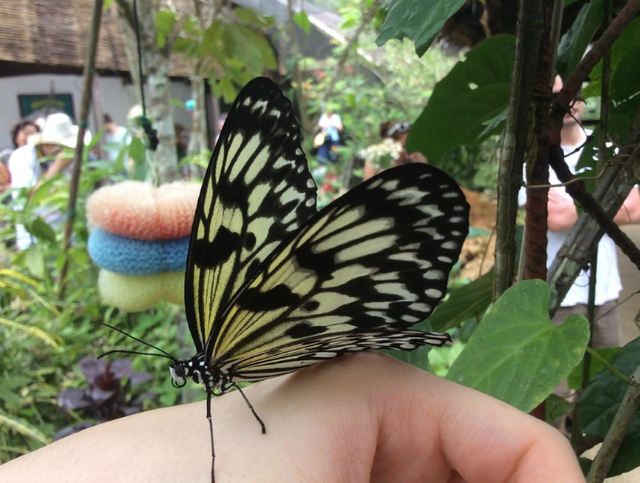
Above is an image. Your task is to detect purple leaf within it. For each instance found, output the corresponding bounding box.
[90,386,117,404]
[79,357,107,381]
[57,388,90,410]
[129,371,153,386]
[110,359,134,379]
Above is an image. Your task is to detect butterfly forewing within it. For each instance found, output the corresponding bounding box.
[185,78,317,353]
[207,163,469,368]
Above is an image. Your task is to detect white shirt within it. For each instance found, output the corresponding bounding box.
[8,145,41,250]
[104,126,130,162]
[8,145,41,195]
[520,131,621,306]
[318,113,342,142]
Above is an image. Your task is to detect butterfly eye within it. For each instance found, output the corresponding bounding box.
[170,364,187,381]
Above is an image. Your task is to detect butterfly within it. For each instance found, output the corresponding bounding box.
[168,77,469,480]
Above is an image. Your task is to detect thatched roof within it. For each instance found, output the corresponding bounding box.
[0,1,190,77]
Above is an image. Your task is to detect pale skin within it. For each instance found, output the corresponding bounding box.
[0,353,585,482]
[39,144,73,180]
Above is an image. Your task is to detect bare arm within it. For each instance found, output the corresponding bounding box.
[549,186,640,232]
[613,186,640,225]
[548,188,578,232]
[0,354,584,482]
[44,152,73,179]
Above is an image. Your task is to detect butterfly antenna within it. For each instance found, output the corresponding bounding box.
[98,349,176,361]
[100,323,177,362]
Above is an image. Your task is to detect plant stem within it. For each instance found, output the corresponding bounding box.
[586,362,640,482]
[584,346,631,384]
[57,0,104,297]
[494,0,546,298]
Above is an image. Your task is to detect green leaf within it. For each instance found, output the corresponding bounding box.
[173,37,198,56]
[376,0,466,56]
[294,11,311,34]
[428,270,493,332]
[556,0,604,79]
[29,217,57,244]
[575,337,640,477]
[406,35,514,163]
[234,7,274,29]
[216,76,237,103]
[128,136,146,165]
[446,279,590,412]
[546,393,574,424]
[156,10,176,36]
[69,247,90,266]
[24,245,46,279]
[0,410,49,445]
[155,10,177,48]
[428,342,465,377]
[0,317,61,348]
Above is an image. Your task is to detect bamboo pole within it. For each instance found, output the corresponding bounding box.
[58,0,104,297]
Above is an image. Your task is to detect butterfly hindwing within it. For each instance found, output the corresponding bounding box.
[185,78,318,353]
[225,330,452,382]
[207,163,469,370]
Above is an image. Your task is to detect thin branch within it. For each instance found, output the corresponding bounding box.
[586,362,640,482]
[58,0,104,296]
[584,347,631,385]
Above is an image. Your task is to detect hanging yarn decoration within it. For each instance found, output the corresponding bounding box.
[87,181,200,312]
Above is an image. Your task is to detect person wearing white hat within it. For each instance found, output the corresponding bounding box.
[8,113,91,250]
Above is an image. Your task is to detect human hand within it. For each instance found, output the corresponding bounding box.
[0,353,584,482]
[547,187,578,232]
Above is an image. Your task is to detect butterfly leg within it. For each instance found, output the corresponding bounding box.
[233,383,267,434]
[207,391,216,482]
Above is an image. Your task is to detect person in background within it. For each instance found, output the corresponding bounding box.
[8,113,90,250]
[316,106,343,163]
[11,120,40,150]
[523,76,640,347]
[1,120,41,191]
[103,114,129,164]
[363,120,427,180]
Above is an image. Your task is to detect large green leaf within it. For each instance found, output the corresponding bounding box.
[446,279,590,412]
[556,0,604,79]
[428,270,493,332]
[376,0,466,56]
[406,35,514,163]
[575,337,640,477]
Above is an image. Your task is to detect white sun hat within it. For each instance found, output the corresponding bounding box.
[28,113,92,148]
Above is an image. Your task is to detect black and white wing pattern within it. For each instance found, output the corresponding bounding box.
[184,78,317,353]
[206,163,469,380]
[172,76,469,482]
